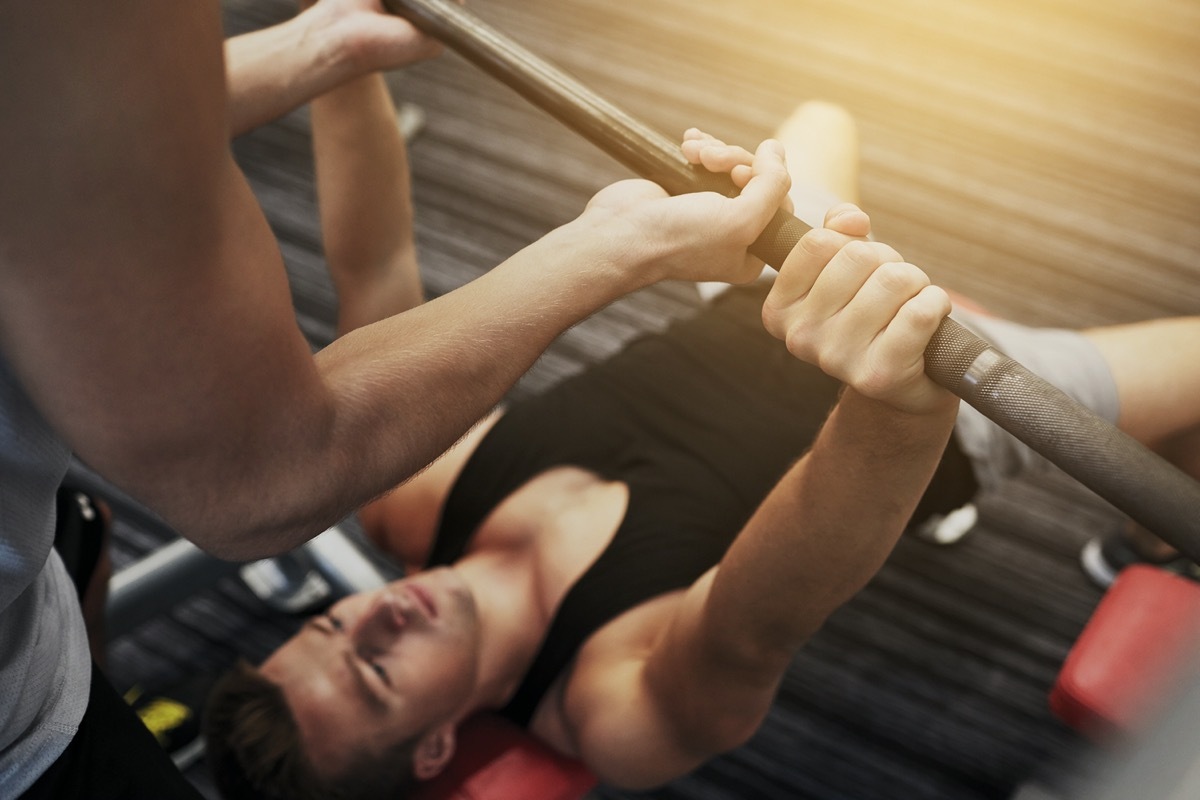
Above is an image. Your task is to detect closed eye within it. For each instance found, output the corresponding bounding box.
[321,614,391,688]
[369,661,391,686]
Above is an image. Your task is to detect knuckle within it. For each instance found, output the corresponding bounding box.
[820,352,849,379]
[772,167,793,195]
[854,356,904,399]
[784,323,817,362]
[749,161,789,197]
[873,261,929,295]
[878,242,905,263]
[839,239,877,265]
[925,285,953,315]
[799,227,845,260]
[812,337,852,378]
[761,299,785,337]
[842,240,902,266]
[767,176,792,208]
[904,299,942,329]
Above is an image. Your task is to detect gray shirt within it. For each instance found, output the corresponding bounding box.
[0,354,90,796]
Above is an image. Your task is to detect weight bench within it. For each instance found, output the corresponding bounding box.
[1050,564,1200,742]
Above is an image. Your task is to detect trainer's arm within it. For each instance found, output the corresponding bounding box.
[224,0,442,137]
[0,1,790,561]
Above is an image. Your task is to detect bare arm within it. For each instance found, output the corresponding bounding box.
[310,69,424,332]
[0,2,790,561]
[356,409,503,571]
[564,205,958,787]
[224,0,442,137]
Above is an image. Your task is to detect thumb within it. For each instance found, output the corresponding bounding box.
[822,203,872,237]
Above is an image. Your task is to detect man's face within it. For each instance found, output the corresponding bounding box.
[260,567,482,775]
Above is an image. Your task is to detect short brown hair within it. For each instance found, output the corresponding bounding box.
[203,660,420,800]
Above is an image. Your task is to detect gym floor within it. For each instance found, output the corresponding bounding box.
[99,0,1199,797]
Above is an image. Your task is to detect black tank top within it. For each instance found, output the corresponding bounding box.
[426,283,977,726]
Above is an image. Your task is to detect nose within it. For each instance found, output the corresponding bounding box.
[350,591,407,650]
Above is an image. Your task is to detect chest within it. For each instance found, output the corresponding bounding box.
[475,465,629,616]
[472,466,719,750]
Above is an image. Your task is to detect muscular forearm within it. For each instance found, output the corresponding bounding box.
[6,0,789,563]
[702,389,958,664]
[225,6,358,138]
[146,218,649,560]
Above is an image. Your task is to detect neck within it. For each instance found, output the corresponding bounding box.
[440,469,631,717]
[452,552,547,713]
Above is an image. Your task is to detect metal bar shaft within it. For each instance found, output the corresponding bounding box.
[384,0,1200,556]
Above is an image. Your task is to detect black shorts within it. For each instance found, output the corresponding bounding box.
[20,663,207,800]
[20,487,206,800]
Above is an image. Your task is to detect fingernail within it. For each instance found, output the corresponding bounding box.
[827,203,859,222]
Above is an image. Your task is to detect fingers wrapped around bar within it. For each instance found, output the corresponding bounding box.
[762,205,955,416]
[576,133,792,286]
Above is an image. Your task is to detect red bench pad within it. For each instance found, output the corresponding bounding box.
[1050,565,1200,741]
[410,714,597,800]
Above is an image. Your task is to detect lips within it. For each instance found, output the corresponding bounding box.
[408,584,438,620]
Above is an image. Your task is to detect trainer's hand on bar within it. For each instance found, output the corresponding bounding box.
[577,134,791,285]
[296,0,445,73]
[762,205,956,416]
[679,129,796,215]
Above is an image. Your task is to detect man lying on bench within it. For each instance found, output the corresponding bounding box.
[201,84,1200,800]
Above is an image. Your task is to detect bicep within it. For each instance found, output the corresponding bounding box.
[358,410,505,567]
[566,575,783,788]
[0,1,324,525]
[566,657,708,790]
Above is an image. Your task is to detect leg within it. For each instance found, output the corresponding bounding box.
[699,100,860,303]
[930,311,1200,566]
[1080,318,1200,568]
[1082,318,1200,448]
[310,72,425,336]
[773,100,861,210]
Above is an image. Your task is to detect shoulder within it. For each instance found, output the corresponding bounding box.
[545,569,776,788]
[546,592,719,789]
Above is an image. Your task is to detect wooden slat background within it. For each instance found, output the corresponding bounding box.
[99,0,1198,797]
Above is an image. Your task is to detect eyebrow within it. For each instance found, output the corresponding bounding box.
[303,618,389,714]
[306,617,334,636]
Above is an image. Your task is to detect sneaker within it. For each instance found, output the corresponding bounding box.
[396,102,425,142]
[913,503,979,545]
[125,671,222,770]
[1080,533,1198,589]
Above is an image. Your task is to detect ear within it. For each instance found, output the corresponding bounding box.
[412,722,458,781]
